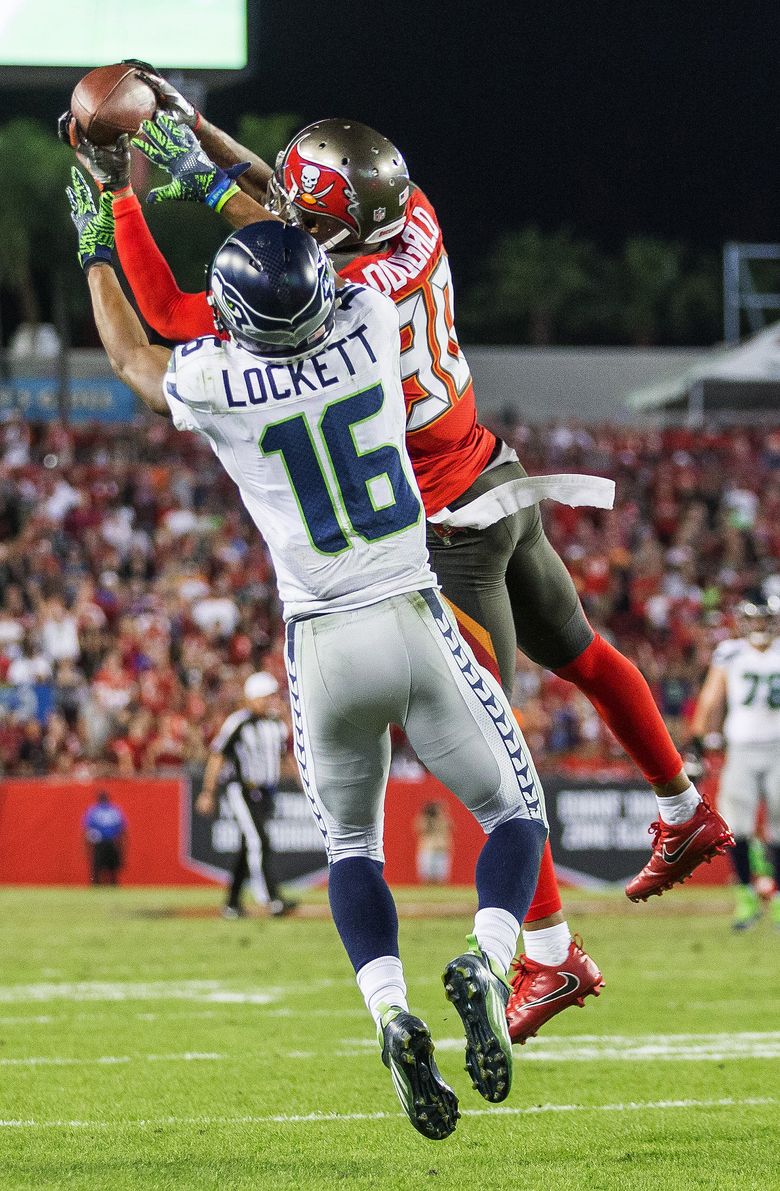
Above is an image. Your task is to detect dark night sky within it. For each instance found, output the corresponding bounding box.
[6,0,779,278]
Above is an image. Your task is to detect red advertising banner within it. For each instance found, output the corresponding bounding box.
[0,778,211,886]
[0,771,732,888]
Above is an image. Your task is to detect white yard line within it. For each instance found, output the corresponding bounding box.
[334,1031,780,1062]
[0,981,277,1005]
[0,1096,775,1130]
[0,977,353,1005]
[0,1052,224,1068]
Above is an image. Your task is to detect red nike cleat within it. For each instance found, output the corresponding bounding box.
[506,937,604,1045]
[625,798,735,902]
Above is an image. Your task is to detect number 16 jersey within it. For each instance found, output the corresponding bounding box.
[164,283,436,620]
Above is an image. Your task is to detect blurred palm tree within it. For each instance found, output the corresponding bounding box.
[459,226,598,344]
[460,227,720,345]
[0,118,78,328]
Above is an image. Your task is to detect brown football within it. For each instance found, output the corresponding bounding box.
[71,64,157,146]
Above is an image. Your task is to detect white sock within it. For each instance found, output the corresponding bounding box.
[473,907,520,975]
[522,922,572,966]
[356,955,408,1027]
[657,784,702,825]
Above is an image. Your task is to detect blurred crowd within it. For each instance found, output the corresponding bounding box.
[1,414,778,779]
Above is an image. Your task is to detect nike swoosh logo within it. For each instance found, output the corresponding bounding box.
[523,972,580,1008]
[662,823,708,865]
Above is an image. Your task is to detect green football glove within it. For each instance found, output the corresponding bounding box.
[66,167,115,271]
[132,113,248,211]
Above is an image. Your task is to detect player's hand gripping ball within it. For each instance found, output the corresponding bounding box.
[57,113,130,192]
[120,59,200,129]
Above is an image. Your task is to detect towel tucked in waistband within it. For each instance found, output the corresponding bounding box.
[427,473,616,531]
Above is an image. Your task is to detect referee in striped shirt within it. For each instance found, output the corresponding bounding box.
[196,672,296,918]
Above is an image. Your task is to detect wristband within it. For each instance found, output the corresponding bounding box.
[83,252,114,273]
[207,176,240,212]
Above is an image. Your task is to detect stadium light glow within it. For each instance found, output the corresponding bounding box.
[0,0,248,71]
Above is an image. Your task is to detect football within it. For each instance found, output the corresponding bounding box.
[71,64,157,146]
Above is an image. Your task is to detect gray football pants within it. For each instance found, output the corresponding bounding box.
[284,588,547,864]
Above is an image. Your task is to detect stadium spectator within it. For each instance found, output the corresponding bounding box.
[414,801,454,885]
[0,419,778,777]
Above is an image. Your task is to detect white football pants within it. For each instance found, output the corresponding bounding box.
[284,588,547,864]
[719,741,780,842]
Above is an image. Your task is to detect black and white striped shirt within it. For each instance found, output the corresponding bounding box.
[212,710,288,792]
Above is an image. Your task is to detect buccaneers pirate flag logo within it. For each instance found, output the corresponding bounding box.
[283,142,361,236]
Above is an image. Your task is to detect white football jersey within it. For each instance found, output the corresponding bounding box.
[713,637,780,746]
[164,283,436,619]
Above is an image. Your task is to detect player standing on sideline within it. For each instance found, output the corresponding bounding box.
[59,83,733,1042]
[196,671,297,919]
[66,177,549,1138]
[690,599,780,930]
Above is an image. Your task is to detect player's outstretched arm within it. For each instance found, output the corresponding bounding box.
[59,112,217,341]
[113,187,215,341]
[87,263,171,416]
[195,117,273,204]
[66,166,171,414]
[124,61,274,203]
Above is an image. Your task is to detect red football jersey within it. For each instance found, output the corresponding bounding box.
[339,189,495,514]
[114,188,495,514]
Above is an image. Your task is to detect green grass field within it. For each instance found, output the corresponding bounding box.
[0,886,777,1191]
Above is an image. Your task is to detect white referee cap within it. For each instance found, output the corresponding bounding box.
[244,671,279,700]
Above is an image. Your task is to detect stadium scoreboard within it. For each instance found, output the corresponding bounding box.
[0,0,248,73]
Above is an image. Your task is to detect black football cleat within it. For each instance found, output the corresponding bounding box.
[378,1006,459,1140]
[443,936,513,1103]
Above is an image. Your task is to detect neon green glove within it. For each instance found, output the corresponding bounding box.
[132,113,248,210]
[65,167,115,271]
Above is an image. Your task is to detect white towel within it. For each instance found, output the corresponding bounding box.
[428,473,616,531]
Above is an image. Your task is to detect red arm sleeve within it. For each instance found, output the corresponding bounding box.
[113,193,215,343]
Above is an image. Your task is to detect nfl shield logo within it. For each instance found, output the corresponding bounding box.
[373,207,386,222]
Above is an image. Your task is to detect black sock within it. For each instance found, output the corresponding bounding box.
[731,837,752,885]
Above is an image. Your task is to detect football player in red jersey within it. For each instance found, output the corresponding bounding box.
[60,76,732,1043]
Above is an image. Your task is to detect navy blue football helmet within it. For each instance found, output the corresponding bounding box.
[208,221,336,359]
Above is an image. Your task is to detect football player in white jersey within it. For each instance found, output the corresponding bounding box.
[690,599,780,930]
[67,169,550,1140]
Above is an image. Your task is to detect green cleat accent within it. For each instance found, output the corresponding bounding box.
[377,1006,459,1141]
[770,895,780,931]
[442,935,513,1103]
[732,885,762,932]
